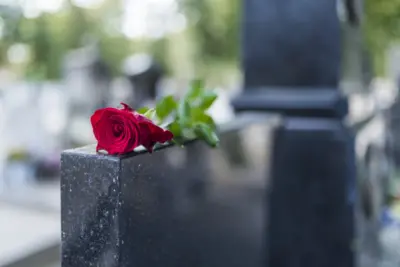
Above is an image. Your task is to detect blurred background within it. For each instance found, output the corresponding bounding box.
[0,1,239,266]
[1,0,400,266]
[0,0,241,182]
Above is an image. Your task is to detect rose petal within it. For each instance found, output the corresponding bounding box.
[91,104,172,155]
[91,108,121,140]
[120,102,134,112]
[155,129,173,143]
[91,108,119,126]
[110,122,129,153]
[96,143,106,152]
[122,116,141,150]
[138,123,154,152]
[138,121,173,152]
[133,112,152,123]
[106,116,137,154]
[146,122,173,142]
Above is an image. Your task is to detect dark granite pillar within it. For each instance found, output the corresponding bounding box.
[61,135,269,267]
[233,0,362,267]
[242,0,340,88]
[266,120,355,267]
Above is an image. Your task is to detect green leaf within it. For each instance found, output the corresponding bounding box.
[191,108,216,128]
[194,123,219,147]
[143,108,157,121]
[178,99,191,127]
[182,128,196,139]
[186,79,204,101]
[137,106,150,114]
[167,121,182,137]
[156,95,177,121]
[197,91,217,110]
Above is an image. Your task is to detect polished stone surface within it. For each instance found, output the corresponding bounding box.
[242,0,340,88]
[267,117,355,267]
[61,150,120,267]
[61,116,275,267]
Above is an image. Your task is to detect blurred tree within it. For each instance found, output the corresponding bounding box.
[179,0,240,74]
[1,0,400,81]
[8,3,94,80]
[11,0,133,79]
[0,0,242,83]
[364,0,400,76]
[65,0,95,49]
[27,15,52,79]
[93,0,134,76]
[98,34,132,76]
[0,5,23,65]
[150,38,170,75]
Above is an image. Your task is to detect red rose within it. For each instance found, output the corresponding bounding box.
[90,103,173,155]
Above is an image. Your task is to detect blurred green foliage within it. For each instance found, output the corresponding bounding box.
[0,0,398,80]
[0,0,240,82]
[179,0,240,65]
[364,0,400,76]
[0,0,133,79]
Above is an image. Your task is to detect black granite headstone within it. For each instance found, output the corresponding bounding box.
[236,1,361,267]
[242,0,340,88]
[61,118,273,267]
[266,119,355,267]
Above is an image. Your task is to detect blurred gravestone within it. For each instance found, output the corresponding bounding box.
[242,0,340,88]
[123,54,163,108]
[62,44,111,146]
[236,1,359,267]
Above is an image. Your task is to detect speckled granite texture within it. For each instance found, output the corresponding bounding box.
[60,148,121,267]
[60,119,275,267]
